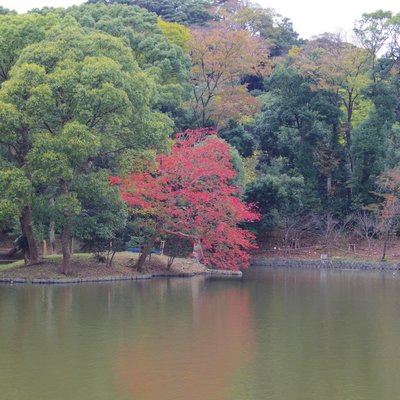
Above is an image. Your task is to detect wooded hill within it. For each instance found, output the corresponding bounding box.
[0,0,399,271]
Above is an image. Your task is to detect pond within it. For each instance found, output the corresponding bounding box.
[1,267,400,400]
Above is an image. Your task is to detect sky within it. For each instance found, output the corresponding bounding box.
[0,0,399,40]
[259,0,399,40]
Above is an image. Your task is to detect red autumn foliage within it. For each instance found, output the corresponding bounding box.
[110,128,259,270]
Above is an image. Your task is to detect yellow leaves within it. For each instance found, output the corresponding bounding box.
[189,23,269,126]
[190,24,269,82]
[240,115,254,125]
[293,37,374,134]
[376,169,400,229]
[288,45,301,59]
[157,17,191,52]
[349,98,373,128]
[243,151,259,186]
[294,38,371,95]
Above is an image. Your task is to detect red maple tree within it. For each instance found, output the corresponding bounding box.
[110,129,259,271]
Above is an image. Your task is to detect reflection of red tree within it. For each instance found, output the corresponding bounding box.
[117,287,254,400]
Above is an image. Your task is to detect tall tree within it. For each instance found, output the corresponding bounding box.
[0,6,16,15]
[111,129,259,271]
[157,17,191,52]
[376,168,400,260]
[294,35,371,180]
[213,0,300,56]
[351,79,398,203]
[354,10,394,81]
[253,65,342,203]
[189,23,269,127]
[0,23,172,273]
[66,3,191,113]
[0,13,55,84]
[85,0,213,25]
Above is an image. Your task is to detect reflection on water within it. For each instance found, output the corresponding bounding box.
[1,268,400,400]
[117,282,253,400]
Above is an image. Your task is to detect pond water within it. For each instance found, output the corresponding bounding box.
[1,267,400,400]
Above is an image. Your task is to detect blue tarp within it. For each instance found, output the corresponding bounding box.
[127,248,161,255]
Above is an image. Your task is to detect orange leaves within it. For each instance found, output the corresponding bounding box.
[189,23,269,127]
[190,24,269,81]
[212,86,260,126]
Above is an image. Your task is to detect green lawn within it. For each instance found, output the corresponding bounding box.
[0,253,94,271]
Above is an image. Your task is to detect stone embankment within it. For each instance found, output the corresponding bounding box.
[0,269,242,285]
[251,257,400,271]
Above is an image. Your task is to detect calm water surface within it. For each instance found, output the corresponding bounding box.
[1,267,400,400]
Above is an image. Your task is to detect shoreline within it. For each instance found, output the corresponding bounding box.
[0,252,243,285]
[251,257,400,272]
[0,269,242,285]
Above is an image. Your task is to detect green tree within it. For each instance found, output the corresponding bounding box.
[294,35,372,179]
[0,6,16,15]
[157,17,191,52]
[86,0,213,25]
[245,164,309,232]
[0,24,172,273]
[352,80,398,203]
[257,66,340,187]
[0,13,55,83]
[0,162,33,234]
[66,3,191,113]
[354,10,394,81]
[219,120,256,157]
[214,0,300,56]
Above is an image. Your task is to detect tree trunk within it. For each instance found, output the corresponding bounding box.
[109,251,116,267]
[60,180,73,275]
[49,197,56,254]
[61,222,72,275]
[167,256,175,270]
[20,206,39,265]
[49,221,56,254]
[192,238,204,262]
[381,231,389,262]
[136,227,160,272]
[327,175,332,194]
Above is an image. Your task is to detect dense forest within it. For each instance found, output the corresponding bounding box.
[0,0,400,272]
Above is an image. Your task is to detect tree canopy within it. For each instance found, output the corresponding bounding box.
[111,129,259,271]
[1,0,400,270]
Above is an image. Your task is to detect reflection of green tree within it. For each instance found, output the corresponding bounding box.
[4,271,400,400]
[235,269,400,400]
[0,279,252,400]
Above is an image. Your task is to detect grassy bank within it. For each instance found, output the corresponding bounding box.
[0,252,208,280]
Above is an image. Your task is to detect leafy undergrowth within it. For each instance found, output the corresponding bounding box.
[0,252,208,279]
